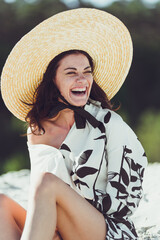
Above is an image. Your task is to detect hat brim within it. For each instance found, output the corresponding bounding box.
[1,8,133,121]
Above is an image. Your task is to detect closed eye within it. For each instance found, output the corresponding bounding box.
[66,71,92,75]
[84,71,92,74]
[66,72,77,75]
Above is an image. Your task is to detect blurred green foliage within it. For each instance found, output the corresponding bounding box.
[136,110,160,163]
[0,0,160,173]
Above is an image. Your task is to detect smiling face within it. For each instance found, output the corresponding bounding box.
[54,53,93,107]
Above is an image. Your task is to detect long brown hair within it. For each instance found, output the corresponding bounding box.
[25,50,113,134]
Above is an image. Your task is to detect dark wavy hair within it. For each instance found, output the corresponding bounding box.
[25,50,113,134]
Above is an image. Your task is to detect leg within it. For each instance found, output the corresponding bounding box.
[0,193,26,240]
[21,173,106,240]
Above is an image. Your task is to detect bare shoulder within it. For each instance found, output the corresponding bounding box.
[27,122,69,148]
[27,127,45,145]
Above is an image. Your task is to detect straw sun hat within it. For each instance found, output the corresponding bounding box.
[1,8,133,121]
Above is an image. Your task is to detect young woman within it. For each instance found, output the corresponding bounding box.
[1,8,147,240]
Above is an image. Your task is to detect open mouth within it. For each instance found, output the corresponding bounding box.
[71,87,87,96]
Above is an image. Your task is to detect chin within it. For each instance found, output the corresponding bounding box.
[70,99,88,107]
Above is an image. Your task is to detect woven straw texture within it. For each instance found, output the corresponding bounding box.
[1,8,133,121]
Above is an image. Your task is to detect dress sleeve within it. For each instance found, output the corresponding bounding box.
[27,143,76,192]
[102,112,148,239]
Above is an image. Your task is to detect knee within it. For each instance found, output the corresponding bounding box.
[34,173,60,200]
[0,194,9,208]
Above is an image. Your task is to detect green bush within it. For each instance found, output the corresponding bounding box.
[136,110,160,163]
[2,152,29,173]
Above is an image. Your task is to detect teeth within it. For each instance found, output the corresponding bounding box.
[72,87,86,92]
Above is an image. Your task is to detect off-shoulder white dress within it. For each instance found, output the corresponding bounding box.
[27,100,147,240]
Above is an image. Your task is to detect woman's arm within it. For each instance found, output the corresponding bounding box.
[100,111,148,238]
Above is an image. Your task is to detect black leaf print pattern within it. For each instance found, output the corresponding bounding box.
[76,167,98,178]
[60,144,71,152]
[107,172,119,181]
[118,195,128,200]
[124,147,132,154]
[106,145,145,225]
[107,217,119,234]
[78,150,93,165]
[127,202,136,208]
[131,176,137,182]
[94,190,112,212]
[113,206,129,218]
[124,156,131,167]
[143,152,147,157]
[115,146,144,200]
[140,168,145,178]
[122,231,135,239]
[121,168,129,186]
[111,181,128,195]
[94,135,106,140]
[104,111,111,123]
[132,186,142,192]
[91,141,145,239]
[131,160,143,172]
[131,161,139,171]
[98,122,105,133]
[130,194,141,199]
[74,179,89,189]
[102,194,112,212]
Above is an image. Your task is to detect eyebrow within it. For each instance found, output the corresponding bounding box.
[64,66,92,71]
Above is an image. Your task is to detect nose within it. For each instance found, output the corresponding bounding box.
[76,73,86,82]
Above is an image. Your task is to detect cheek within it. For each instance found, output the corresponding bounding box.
[89,77,93,87]
[58,82,70,96]
[54,78,65,93]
